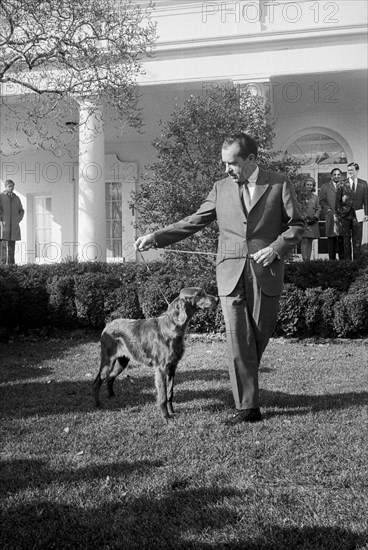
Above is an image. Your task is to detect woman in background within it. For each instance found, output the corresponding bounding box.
[301,177,321,261]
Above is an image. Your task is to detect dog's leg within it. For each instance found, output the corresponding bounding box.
[167,366,176,416]
[155,368,171,420]
[107,356,129,398]
[93,364,110,408]
[94,332,117,407]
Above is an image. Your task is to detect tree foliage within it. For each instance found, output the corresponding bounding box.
[132,84,300,271]
[0,0,156,155]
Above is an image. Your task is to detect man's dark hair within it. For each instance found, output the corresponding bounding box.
[330,168,342,176]
[347,162,359,171]
[222,132,258,159]
[5,179,15,186]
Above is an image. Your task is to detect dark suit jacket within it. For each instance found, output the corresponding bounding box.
[319,181,340,237]
[154,167,305,297]
[335,178,368,219]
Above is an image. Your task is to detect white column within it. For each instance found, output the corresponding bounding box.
[77,102,106,262]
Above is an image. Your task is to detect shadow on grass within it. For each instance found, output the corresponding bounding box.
[0,457,164,495]
[260,389,368,417]
[0,376,157,418]
[0,337,98,384]
[0,477,366,549]
[175,368,368,415]
[0,362,54,383]
[1,367,368,419]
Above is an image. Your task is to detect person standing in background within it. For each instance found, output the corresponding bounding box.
[319,169,345,260]
[300,177,320,261]
[0,180,25,265]
[335,163,368,260]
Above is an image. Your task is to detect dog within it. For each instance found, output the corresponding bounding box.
[93,287,218,420]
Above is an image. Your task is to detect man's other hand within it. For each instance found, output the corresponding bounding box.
[251,247,277,267]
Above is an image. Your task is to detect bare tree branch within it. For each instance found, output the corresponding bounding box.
[0,0,156,155]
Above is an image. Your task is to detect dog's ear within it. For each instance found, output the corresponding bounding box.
[175,299,189,326]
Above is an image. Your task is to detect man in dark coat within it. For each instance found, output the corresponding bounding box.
[335,163,368,260]
[135,132,305,425]
[0,180,25,264]
[319,168,344,260]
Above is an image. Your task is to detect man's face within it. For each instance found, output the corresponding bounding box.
[347,166,358,180]
[331,171,342,184]
[5,182,14,193]
[221,143,256,183]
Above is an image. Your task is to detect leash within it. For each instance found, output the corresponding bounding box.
[157,248,276,276]
[139,247,275,280]
[163,249,217,257]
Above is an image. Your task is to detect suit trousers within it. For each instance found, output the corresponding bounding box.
[0,240,15,264]
[327,236,344,260]
[220,261,280,410]
[340,217,362,260]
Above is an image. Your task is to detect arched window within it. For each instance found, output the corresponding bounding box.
[284,133,347,166]
[283,133,348,192]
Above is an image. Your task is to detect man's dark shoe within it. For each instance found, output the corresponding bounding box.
[224,408,262,425]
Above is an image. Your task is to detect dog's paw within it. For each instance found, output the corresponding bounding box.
[162,413,175,423]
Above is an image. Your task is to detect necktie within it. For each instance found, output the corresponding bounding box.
[351,180,356,192]
[240,179,251,213]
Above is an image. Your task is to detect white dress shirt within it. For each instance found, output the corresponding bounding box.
[247,165,259,202]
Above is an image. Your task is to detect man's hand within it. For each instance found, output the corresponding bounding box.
[364,215,368,222]
[134,233,156,251]
[251,247,277,267]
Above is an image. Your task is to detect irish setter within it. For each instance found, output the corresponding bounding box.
[93,287,218,420]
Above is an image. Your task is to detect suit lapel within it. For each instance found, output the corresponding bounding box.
[226,176,247,218]
[249,167,270,212]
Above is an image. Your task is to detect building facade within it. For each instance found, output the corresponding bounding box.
[1,0,367,263]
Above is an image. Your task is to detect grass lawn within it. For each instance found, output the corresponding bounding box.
[1,333,367,550]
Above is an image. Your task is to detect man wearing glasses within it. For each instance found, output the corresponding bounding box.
[335,163,368,260]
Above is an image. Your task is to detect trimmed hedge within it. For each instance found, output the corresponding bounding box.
[0,259,367,338]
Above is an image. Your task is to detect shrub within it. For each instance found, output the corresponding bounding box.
[276,284,308,337]
[0,275,19,326]
[320,287,341,337]
[74,273,122,327]
[304,287,324,336]
[284,259,361,292]
[0,259,366,337]
[11,265,51,327]
[47,275,78,328]
[333,266,368,337]
[333,298,356,337]
[105,285,143,321]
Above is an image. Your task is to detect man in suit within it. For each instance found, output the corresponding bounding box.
[319,169,344,260]
[135,132,305,424]
[335,162,368,260]
[0,179,25,265]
